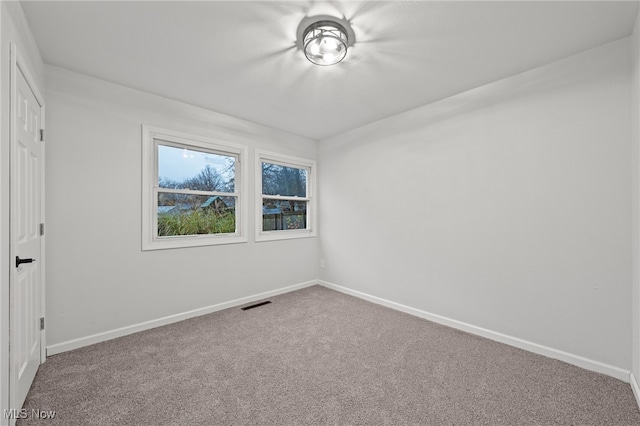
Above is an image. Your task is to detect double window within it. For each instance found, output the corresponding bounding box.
[142,127,315,249]
[142,126,248,250]
[256,150,316,242]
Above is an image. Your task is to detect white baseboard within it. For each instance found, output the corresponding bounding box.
[47,278,632,384]
[631,373,640,409]
[47,280,318,356]
[319,280,630,383]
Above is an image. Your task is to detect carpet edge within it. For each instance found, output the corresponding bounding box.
[46,280,319,356]
[319,280,631,383]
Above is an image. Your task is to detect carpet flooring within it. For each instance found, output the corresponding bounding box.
[17,285,640,425]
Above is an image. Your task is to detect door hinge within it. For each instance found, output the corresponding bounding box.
[40,129,44,142]
[40,317,44,330]
[40,223,44,236]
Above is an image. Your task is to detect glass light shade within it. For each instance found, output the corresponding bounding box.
[303,21,348,66]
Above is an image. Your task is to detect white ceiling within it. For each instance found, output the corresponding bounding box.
[21,1,639,140]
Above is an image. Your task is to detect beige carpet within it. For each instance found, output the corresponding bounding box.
[17,285,640,425]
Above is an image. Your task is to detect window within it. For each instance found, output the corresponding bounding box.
[142,126,247,250]
[256,150,316,241]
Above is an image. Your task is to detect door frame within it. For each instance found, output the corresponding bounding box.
[7,41,45,419]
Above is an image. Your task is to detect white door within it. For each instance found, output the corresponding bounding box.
[10,55,43,412]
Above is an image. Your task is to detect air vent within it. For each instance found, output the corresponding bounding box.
[241,301,272,311]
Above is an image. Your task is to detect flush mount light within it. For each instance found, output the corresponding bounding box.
[303,20,349,66]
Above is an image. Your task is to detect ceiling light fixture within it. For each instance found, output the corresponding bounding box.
[303,20,349,66]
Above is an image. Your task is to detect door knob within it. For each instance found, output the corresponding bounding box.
[15,256,36,268]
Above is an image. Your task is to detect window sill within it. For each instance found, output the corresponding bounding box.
[142,234,247,251]
[255,229,316,242]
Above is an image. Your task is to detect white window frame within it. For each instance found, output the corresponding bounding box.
[142,125,248,250]
[255,150,316,242]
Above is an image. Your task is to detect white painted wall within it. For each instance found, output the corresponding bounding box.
[631,9,640,395]
[44,66,318,349]
[319,39,632,371]
[0,2,44,423]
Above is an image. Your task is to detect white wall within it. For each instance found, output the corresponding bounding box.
[631,9,640,395]
[319,39,632,373]
[0,2,44,423]
[44,66,318,350]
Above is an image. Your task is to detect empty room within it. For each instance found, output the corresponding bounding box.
[2,0,640,424]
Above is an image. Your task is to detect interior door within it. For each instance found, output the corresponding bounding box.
[10,54,43,413]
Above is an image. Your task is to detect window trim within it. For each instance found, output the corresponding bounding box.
[142,125,248,250]
[255,150,317,242]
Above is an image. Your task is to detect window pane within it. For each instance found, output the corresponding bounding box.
[158,144,235,192]
[157,193,236,236]
[262,162,307,197]
[262,199,307,231]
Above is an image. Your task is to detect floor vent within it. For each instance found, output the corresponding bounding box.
[241,301,272,311]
